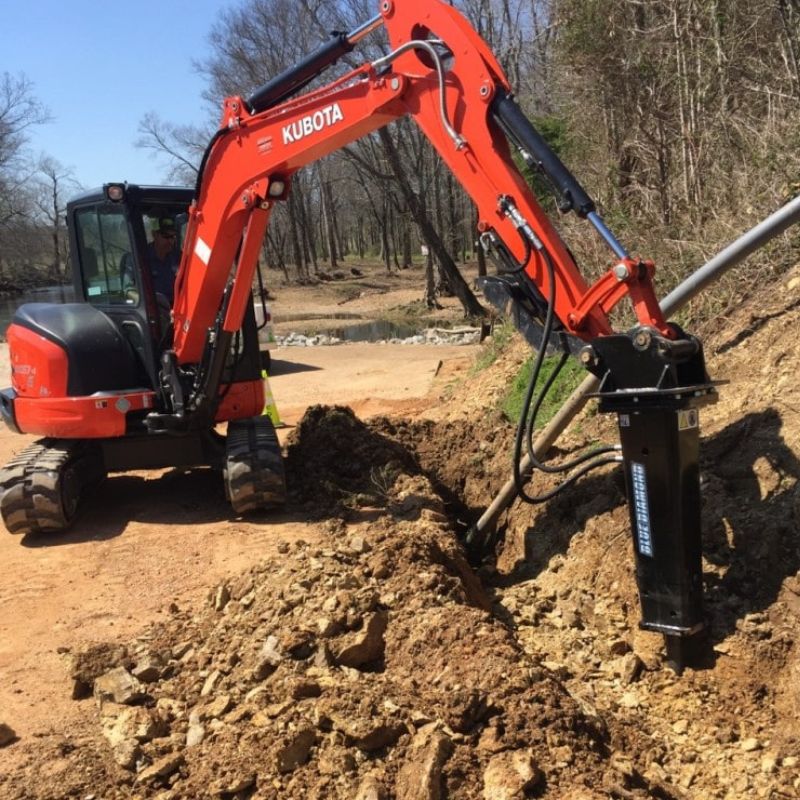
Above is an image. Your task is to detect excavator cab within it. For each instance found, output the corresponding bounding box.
[0,183,283,535]
[68,184,192,386]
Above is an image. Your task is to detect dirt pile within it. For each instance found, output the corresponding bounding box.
[370,268,800,798]
[1,407,619,800]
[284,405,420,514]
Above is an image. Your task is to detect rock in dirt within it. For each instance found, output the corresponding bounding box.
[101,703,166,743]
[68,643,129,699]
[395,726,453,800]
[619,652,643,685]
[275,726,317,773]
[186,723,205,747]
[136,752,184,784]
[330,712,407,752]
[356,774,387,800]
[0,723,17,747]
[93,667,146,706]
[203,693,232,719]
[109,737,140,771]
[333,610,389,668]
[132,654,163,683]
[482,750,543,800]
[100,704,166,769]
[200,669,221,696]
[212,582,230,612]
[253,635,285,679]
[741,737,762,752]
[212,772,256,795]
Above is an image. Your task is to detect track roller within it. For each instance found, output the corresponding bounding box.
[224,416,286,514]
[0,439,106,535]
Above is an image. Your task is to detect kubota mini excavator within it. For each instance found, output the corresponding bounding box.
[0,0,717,666]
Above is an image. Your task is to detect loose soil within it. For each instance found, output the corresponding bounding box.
[2,261,800,799]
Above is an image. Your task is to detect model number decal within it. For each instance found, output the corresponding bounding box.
[631,462,654,557]
[282,103,344,145]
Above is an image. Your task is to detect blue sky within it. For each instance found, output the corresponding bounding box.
[2,1,229,189]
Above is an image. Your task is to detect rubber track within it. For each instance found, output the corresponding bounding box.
[224,417,286,514]
[0,439,87,535]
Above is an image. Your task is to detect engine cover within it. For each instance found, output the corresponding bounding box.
[8,303,142,398]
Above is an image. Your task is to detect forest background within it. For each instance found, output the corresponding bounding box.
[1,0,799,320]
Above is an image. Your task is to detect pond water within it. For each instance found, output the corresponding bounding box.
[0,285,75,336]
[326,319,419,342]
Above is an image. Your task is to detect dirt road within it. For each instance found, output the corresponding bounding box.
[0,340,478,749]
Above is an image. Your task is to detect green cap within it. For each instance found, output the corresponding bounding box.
[152,217,176,234]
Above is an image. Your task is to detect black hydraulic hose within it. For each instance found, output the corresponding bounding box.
[512,250,620,504]
[502,226,533,273]
[522,257,619,474]
[254,262,268,332]
[245,15,383,115]
[525,382,619,474]
[194,127,228,199]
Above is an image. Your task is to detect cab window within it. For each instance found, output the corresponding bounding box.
[75,206,136,305]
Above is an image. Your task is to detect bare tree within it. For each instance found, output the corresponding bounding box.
[0,73,51,227]
[0,73,51,173]
[34,156,81,281]
[0,73,51,283]
[136,112,208,184]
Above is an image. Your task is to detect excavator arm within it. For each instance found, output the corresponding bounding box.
[162,0,716,669]
[171,0,672,370]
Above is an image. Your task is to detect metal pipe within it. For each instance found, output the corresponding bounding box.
[467,194,800,554]
[660,193,800,315]
[372,40,465,149]
[463,372,598,555]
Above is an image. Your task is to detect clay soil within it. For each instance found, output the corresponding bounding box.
[2,261,800,799]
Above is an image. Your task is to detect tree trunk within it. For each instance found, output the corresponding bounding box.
[424,248,440,309]
[318,170,338,270]
[379,129,485,318]
[298,188,318,271]
[287,193,305,277]
[379,200,391,273]
[476,210,487,277]
[402,218,412,268]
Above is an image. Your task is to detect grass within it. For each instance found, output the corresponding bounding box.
[501,353,587,426]
[468,317,589,428]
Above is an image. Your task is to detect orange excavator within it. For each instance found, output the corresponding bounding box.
[0,0,717,665]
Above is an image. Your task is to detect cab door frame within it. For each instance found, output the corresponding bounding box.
[67,190,163,392]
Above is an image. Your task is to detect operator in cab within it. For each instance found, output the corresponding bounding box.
[148,216,180,303]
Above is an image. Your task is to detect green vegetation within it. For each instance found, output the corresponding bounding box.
[501,353,586,426]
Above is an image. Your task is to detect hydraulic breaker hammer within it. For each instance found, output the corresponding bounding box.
[581,329,716,670]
